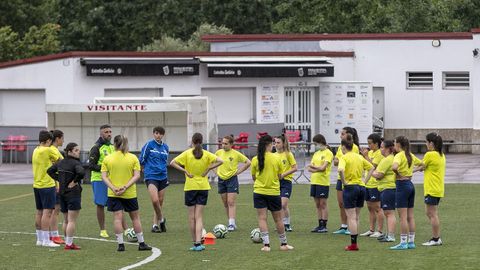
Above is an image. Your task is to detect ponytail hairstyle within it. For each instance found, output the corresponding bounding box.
[426,132,443,156]
[343,126,359,147]
[383,140,395,155]
[367,133,382,149]
[395,136,412,167]
[64,142,78,157]
[113,135,129,154]
[257,135,273,173]
[312,133,327,145]
[277,134,291,152]
[192,133,204,159]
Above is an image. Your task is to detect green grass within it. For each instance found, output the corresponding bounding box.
[0,184,479,270]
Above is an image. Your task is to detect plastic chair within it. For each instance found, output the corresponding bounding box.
[233,132,249,150]
[285,130,302,143]
[256,132,268,140]
[16,135,27,152]
[2,135,16,163]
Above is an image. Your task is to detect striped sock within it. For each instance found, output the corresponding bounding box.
[400,234,408,244]
[278,233,287,244]
[261,231,269,245]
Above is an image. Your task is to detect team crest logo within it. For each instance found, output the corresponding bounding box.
[297,68,304,77]
[283,160,287,164]
[229,157,234,162]
[163,65,170,75]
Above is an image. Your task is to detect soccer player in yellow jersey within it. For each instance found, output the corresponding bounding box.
[32,130,62,247]
[49,129,65,245]
[307,134,333,233]
[338,135,374,251]
[252,135,293,252]
[415,133,446,246]
[390,136,422,250]
[215,135,251,231]
[101,135,152,252]
[372,140,397,243]
[360,133,384,238]
[274,135,297,232]
[333,127,360,235]
[170,133,223,251]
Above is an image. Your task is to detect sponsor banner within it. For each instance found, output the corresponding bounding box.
[86,63,199,76]
[208,66,333,77]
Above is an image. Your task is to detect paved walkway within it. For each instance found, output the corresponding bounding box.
[1,154,479,185]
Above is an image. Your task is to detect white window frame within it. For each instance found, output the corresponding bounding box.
[406,72,433,90]
[442,71,470,90]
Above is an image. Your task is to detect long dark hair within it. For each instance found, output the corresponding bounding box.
[192,133,203,159]
[383,140,395,154]
[426,132,443,156]
[368,133,382,149]
[395,136,412,167]
[257,135,273,173]
[343,126,359,147]
[341,134,354,151]
[114,135,129,153]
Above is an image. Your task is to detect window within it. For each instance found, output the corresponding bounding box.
[443,72,469,90]
[406,72,433,89]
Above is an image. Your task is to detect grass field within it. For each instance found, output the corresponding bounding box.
[0,183,479,270]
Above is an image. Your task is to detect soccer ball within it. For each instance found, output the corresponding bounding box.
[250,228,262,243]
[213,224,228,238]
[124,228,138,242]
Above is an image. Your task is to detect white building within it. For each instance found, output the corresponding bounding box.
[1,29,479,155]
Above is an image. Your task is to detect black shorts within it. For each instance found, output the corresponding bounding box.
[253,193,281,212]
[310,185,329,198]
[55,192,61,205]
[365,187,380,202]
[145,179,169,192]
[342,185,366,209]
[280,179,293,198]
[336,180,343,191]
[424,195,441,206]
[107,197,139,212]
[184,190,209,206]
[218,176,239,194]
[59,196,81,213]
[34,187,56,210]
[395,180,415,208]
[380,189,396,210]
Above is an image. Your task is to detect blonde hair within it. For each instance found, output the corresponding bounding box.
[114,135,129,153]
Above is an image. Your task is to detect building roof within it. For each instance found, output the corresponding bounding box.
[202,31,475,42]
[0,51,354,70]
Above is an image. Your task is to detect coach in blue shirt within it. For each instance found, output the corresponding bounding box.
[139,126,169,233]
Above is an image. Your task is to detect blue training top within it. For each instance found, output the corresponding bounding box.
[139,139,169,181]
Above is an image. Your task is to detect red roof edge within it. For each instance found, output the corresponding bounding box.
[472,28,480,34]
[202,32,473,42]
[0,51,354,69]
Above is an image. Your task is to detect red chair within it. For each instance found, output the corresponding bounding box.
[257,132,268,140]
[16,135,28,152]
[233,132,249,150]
[285,130,301,143]
[2,135,16,151]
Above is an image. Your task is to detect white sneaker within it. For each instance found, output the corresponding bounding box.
[42,241,60,247]
[280,244,294,251]
[360,230,374,236]
[36,240,42,246]
[261,246,271,252]
[370,231,383,238]
[422,238,443,246]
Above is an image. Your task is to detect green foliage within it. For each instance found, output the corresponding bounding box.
[0,26,20,61]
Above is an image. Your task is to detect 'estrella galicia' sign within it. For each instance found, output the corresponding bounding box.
[208,65,334,78]
[84,60,199,76]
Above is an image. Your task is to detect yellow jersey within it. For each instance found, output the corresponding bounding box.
[375,154,396,191]
[336,144,359,179]
[101,151,140,199]
[251,152,282,196]
[310,148,333,186]
[215,149,248,180]
[32,145,62,188]
[338,152,373,186]
[423,151,446,197]
[365,149,384,188]
[393,151,422,178]
[174,149,217,191]
[275,151,297,181]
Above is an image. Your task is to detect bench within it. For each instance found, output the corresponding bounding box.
[410,140,455,153]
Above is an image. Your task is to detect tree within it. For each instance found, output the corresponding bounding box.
[21,23,61,58]
[0,26,20,62]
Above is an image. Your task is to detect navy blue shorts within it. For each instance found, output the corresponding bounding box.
[253,193,282,212]
[55,192,60,205]
[342,185,366,209]
[310,185,329,198]
[59,196,81,213]
[380,189,396,210]
[280,179,293,198]
[424,195,441,206]
[107,197,139,212]
[92,181,108,206]
[336,180,343,191]
[395,180,415,208]
[218,176,239,194]
[365,187,380,202]
[145,179,169,192]
[34,187,56,210]
[185,190,209,206]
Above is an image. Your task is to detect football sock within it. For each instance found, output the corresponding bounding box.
[136,232,144,243]
[116,233,124,244]
[261,231,269,245]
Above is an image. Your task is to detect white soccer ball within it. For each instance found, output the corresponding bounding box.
[250,228,262,243]
[124,228,138,242]
[213,224,228,238]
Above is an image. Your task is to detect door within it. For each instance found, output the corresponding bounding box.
[372,87,385,135]
[284,87,315,132]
